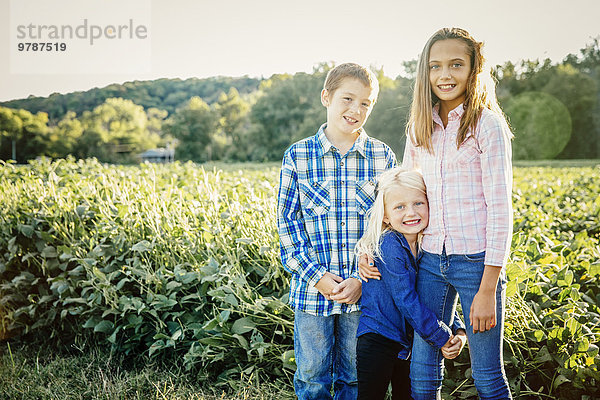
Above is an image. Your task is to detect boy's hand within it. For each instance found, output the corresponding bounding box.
[329,277,362,304]
[314,272,343,299]
[441,330,467,359]
[357,254,380,282]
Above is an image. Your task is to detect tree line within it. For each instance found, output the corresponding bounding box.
[1,76,261,121]
[1,38,598,163]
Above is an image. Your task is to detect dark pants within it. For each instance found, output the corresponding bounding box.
[356,333,412,400]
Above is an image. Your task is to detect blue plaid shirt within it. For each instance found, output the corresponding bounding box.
[277,124,397,316]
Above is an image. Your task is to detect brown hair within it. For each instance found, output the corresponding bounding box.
[407,27,508,152]
[323,63,380,101]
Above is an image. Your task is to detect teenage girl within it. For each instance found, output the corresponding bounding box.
[360,27,513,399]
[354,168,466,400]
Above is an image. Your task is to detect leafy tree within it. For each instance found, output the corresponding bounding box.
[215,88,251,161]
[163,97,219,162]
[78,98,160,163]
[541,65,598,159]
[505,92,571,159]
[561,39,600,159]
[399,59,418,80]
[371,65,396,91]
[498,59,599,159]
[248,70,326,161]
[0,77,261,121]
[146,107,170,146]
[47,111,84,158]
[0,107,49,162]
[364,77,413,158]
[564,37,600,74]
[0,107,23,160]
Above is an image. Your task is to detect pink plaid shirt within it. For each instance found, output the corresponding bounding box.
[402,104,513,268]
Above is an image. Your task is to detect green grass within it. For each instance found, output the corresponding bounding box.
[0,341,295,400]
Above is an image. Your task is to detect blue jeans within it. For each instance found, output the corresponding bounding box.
[293,309,360,400]
[410,249,512,400]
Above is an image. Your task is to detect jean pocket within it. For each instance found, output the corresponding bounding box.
[462,251,486,262]
[356,179,376,215]
[298,179,330,217]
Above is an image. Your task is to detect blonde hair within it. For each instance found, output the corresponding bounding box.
[406,27,510,153]
[355,168,427,260]
[324,63,380,101]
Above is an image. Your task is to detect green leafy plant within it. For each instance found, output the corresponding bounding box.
[1,158,599,399]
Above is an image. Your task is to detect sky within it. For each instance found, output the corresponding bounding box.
[1,0,599,102]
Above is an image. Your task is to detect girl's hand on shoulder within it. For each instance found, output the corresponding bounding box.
[357,254,381,282]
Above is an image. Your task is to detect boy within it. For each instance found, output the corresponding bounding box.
[277,63,396,400]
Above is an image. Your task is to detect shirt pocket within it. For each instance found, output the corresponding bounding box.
[298,179,331,218]
[452,137,481,168]
[355,179,376,215]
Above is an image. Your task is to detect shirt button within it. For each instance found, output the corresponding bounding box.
[340,201,344,206]
[341,222,345,226]
[341,243,346,248]
[340,161,344,166]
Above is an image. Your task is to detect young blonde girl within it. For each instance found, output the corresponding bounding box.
[360,28,513,399]
[355,168,466,400]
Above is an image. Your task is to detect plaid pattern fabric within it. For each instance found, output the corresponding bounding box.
[277,124,396,316]
[403,104,513,268]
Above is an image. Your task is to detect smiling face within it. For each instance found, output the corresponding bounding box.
[321,77,376,139]
[428,38,472,112]
[382,186,429,239]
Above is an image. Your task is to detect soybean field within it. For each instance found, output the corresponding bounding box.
[0,158,598,399]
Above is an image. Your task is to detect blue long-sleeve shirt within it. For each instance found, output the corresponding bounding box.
[357,230,464,359]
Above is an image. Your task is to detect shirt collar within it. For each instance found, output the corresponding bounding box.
[353,131,368,158]
[433,103,465,126]
[315,123,368,158]
[315,124,332,156]
[392,230,422,263]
